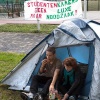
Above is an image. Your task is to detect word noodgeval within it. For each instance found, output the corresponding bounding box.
[27,1,57,8]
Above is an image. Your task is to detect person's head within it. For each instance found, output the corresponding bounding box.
[63,57,77,71]
[46,47,56,61]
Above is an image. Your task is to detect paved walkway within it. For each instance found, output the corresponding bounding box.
[0,32,47,54]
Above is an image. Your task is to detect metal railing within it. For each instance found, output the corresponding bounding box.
[0,1,24,18]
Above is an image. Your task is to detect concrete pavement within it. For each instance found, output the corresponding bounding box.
[0,32,47,54]
[0,11,100,25]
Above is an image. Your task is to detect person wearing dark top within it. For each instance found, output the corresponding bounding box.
[20,47,62,100]
[55,57,85,100]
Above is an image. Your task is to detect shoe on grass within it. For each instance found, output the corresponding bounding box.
[21,92,34,100]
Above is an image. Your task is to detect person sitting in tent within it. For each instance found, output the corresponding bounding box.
[21,47,62,100]
[51,57,85,100]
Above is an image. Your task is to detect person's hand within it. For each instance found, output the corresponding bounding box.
[40,59,50,73]
[41,59,48,67]
[62,93,69,100]
[55,90,58,95]
[49,84,55,92]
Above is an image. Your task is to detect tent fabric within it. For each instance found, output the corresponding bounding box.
[89,39,100,100]
[88,22,100,39]
[1,18,100,100]
[2,41,48,90]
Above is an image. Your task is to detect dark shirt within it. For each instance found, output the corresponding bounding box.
[40,58,62,77]
[56,66,85,96]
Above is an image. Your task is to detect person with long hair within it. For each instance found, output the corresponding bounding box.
[55,57,85,100]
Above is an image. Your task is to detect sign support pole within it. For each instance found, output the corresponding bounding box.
[37,19,40,31]
[36,0,40,31]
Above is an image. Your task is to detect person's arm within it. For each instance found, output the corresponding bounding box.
[55,67,64,91]
[49,68,60,91]
[39,59,47,73]
[67,69,83,95]
[62,93,69,100]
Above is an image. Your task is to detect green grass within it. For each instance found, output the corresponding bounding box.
[0,24,58,34]
[0,52,25,100]
[0,52,25,81]
[0,84,22,100]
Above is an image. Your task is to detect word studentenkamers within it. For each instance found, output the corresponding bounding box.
[27,0,78,8]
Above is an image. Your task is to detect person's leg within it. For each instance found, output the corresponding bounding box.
[32,77,52,100]
[58,84,70,95]
[30,75,40,94]
[58,84,71,100]
[21,75,40,100]
[41,78,52,97]
[69,82,83,100]
[21,75,50,100]
[30,75,52,94]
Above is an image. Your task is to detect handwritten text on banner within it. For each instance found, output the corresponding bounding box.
[24,0,82,21]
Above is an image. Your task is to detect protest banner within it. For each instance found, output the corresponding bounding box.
[24,0,82,21]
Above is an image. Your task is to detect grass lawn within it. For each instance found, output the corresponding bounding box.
[0,52,25,100]
[0,24,58,34]
[0,84,22,100]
